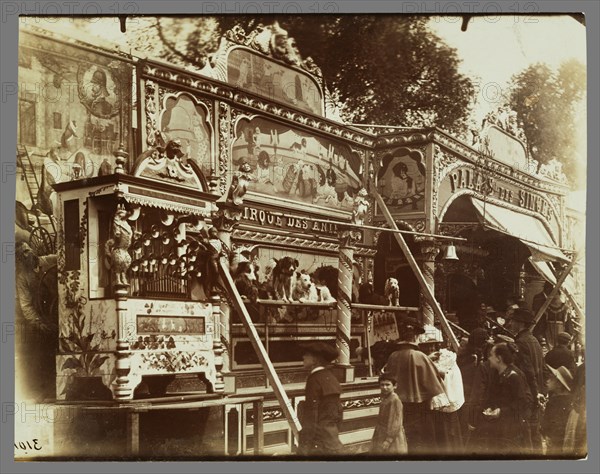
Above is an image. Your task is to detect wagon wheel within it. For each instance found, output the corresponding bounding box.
[29,226,55,256]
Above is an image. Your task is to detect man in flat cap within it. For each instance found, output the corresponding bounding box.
[382,318,448,455]
[507,308,546,453]
[297,342,344,456]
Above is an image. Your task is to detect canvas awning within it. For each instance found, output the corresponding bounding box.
[469,197,569,262]
[529,258,578,301]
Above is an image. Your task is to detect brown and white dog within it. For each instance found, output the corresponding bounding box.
[272,256,299,302]
[384,277,400,306]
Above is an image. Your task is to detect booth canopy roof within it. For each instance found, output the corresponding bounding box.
[528,258,578,301]
[469,197,569,263]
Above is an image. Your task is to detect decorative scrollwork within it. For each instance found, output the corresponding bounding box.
[218,102,231,195]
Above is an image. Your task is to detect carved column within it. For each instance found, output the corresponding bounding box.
[113,144,129,174]
[111,284,134,399]
[211,294,225,393]
[419,240,440,328]
[335,228,360,383]
[213,202,243,393]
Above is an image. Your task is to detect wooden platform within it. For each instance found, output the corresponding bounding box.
[51,394,265,458]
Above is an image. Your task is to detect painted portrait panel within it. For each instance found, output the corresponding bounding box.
[17,39,132,224]
[376,152,426,213]
[77,65,121,119]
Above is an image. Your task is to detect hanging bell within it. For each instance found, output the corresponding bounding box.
[151,225,160,239]
[443,242,459,261]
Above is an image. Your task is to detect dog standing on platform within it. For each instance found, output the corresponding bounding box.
[385,277,400,306]
[273,256,299,302]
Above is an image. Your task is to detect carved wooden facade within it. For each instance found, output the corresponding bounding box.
[18,22,573,405]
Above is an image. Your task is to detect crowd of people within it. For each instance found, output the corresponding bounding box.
[297,306,586,459]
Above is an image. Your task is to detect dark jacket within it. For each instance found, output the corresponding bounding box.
[484,365,533,454]
[298,368,344,455]
[545,345,577,377]
[383,342,446,404]
[515,329,546,397]
[542,393,573,455]
[458,353,492,429]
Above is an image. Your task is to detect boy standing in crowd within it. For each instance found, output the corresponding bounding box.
[371,374,407,455]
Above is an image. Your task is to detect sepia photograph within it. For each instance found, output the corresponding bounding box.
[9,7,590,463]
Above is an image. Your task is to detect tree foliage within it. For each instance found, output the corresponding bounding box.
[128,15,475,135]
[508,60,586,182]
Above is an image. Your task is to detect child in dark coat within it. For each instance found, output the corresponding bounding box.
[371,374,408,455]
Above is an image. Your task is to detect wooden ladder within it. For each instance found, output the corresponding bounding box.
[16,144,57,236]
[17,144,43,229]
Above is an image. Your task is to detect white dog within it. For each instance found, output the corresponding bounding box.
[292,271,318,303]
[384,277,400,306]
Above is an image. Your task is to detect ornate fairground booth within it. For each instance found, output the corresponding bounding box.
[17,22,401,457]
[370,114,582,346]
[16,20,582,459]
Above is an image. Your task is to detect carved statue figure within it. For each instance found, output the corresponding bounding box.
[104,205,133,286]
[352,188,370,226]
[226,162,254,206]
[203,226,224,296]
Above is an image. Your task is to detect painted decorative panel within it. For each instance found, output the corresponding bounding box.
[232,116,363,211]
[17,39,132,188]
[227,47,323,115]
[160,93,212,172]
[136,315,206,335]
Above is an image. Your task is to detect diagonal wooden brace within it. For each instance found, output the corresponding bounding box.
[534,257,577,327]
[371,183,459,351]
[217,257,302,438]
